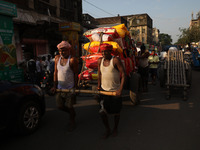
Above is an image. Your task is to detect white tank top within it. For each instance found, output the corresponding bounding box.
[57,56,74,89]
[100,57,120,91]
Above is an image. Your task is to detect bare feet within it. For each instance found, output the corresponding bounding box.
[112,129,118,137]
[102,129,111,139]
[68,122,76,132]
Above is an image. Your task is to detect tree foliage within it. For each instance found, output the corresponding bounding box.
[176,26,200,45]
[159,33,172,46]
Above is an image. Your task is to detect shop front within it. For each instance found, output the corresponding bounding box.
[0,0,24,82]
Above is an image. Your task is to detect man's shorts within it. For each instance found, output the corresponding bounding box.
[56,92,74,108]
[99,95,122,114]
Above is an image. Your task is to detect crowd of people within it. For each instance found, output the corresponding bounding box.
[19,52,58,86]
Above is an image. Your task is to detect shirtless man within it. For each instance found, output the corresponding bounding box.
[51,41,78,131]
[97,43,125,138]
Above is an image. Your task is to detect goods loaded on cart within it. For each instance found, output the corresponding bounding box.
[159,48,192,100]
[77,24,140,105]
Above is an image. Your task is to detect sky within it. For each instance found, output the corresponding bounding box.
[82,0,200,43]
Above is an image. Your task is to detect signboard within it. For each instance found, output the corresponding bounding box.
[0,1,24,82]
[59,22,80,31]
[0,66,24,82]
[0,15,16,69]
[0,0,17,17]
[0,15,14,44]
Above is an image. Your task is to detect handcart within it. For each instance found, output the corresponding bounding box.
[159,50,191,100]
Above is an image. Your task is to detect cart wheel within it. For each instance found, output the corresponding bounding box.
[166,95,171,100]
[183,89,188,101]
[186,65,192,87]
[159,65,165,87]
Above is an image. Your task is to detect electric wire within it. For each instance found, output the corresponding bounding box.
[83,0,116,17]
[83,9,101,18]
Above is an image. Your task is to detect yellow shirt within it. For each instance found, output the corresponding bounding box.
[148,55,159,69]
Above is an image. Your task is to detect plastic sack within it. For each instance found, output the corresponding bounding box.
[112,24,130,38]
[91,33,113,42]
[102,34,113,42]
[83,41,123,54]
[83,27,119,41]
[91,33,100,42]
[78,70,98,80]
[82,53,103,69]
[78,70,92,80]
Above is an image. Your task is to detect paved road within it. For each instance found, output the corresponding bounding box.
[1,70,200,150]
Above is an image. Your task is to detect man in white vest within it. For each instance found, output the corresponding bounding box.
[97,43,125,138]
[51,41,78,132]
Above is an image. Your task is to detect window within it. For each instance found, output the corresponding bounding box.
[60,0,73,10]
[40,0,49,2]
[142,37,145,43]
[86,21,91,24]
[142,28,145,33]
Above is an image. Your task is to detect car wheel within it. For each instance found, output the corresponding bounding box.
[17,101,41,135]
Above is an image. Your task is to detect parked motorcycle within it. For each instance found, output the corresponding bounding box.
[40,70,54,95]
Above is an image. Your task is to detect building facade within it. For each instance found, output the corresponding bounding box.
[95,15,127,27]
[152,27,160,45]
[3,0,82,63]
[124,14,153,45]
[190,11,200,29]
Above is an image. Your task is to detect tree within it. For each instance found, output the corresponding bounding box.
[176,26,200,45]
[159,33,172,46]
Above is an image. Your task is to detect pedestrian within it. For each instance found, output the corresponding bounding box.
[49,51,59,74]
[35,57,42,85]
[97,43,125,138]
[27,54,36,84]
[148,49,159,85]
[51,41,78,131]
[136,43,149,92]
[46,54,51,71]
[41,56,47,76]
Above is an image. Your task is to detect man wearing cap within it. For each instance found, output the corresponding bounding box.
[97,43,125,138]
[51,41,78,131]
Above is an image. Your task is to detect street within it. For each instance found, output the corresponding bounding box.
[1,69,200,150]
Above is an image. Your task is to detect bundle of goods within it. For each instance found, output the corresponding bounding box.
[81,53,103,69]
[78,69,98,80]
[79,24,136,81]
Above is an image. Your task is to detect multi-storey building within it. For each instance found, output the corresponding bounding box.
[190,11,200,29]
[95,15,127,27]
[2,0,82,62]
[152,27,160,45]
[124,13,153,45]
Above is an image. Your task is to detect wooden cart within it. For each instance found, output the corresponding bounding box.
[159,50,191,100]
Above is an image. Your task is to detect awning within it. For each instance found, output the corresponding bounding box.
[13,8,65,25]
